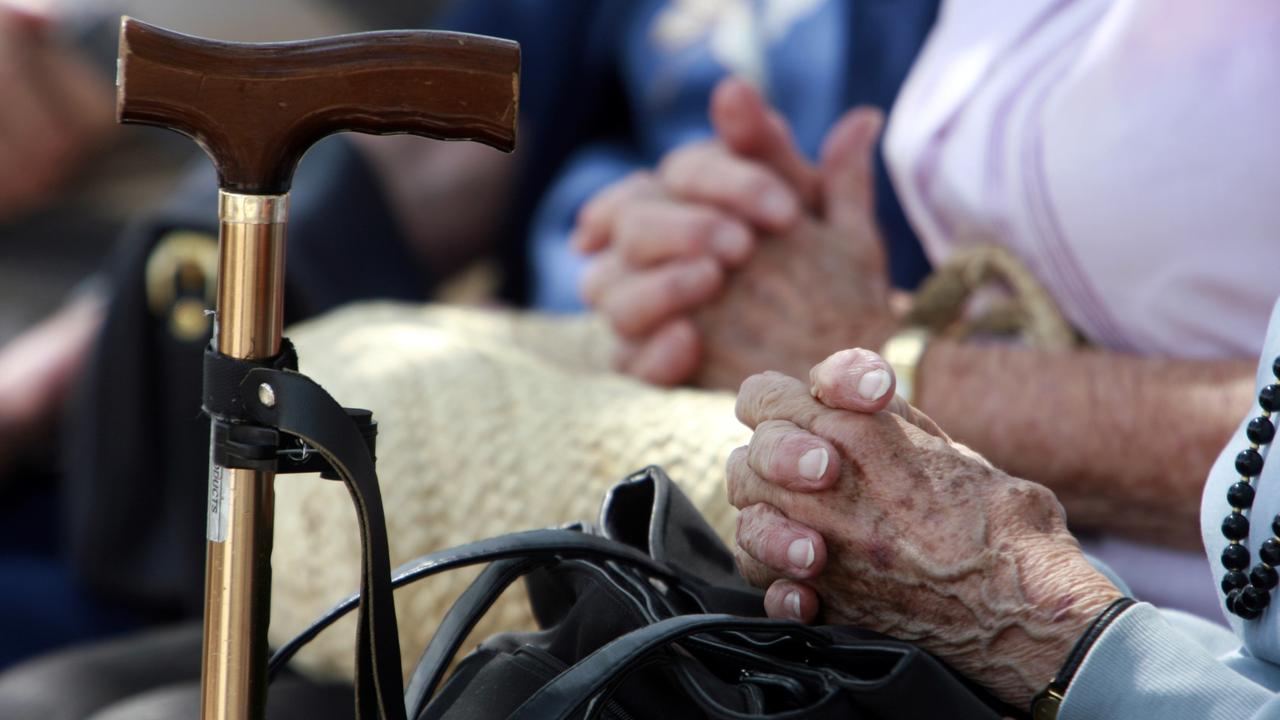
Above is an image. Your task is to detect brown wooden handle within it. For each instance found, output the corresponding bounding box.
[117,17,520,194]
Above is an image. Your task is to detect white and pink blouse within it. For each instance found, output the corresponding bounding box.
[883,0,1280,619]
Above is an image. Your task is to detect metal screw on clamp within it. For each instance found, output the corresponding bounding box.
[258,383,276,408]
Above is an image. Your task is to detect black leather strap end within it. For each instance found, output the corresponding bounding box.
[201,338,298,422]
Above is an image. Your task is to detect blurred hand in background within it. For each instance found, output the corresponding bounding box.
[0,3,114,223]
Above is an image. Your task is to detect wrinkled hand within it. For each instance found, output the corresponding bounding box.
[690,105,896,389]
[726,349,1122,707]
[577,77,815,385]
[578,78,896,389]
[0,6,114,221]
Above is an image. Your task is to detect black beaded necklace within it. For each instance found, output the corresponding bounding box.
[1221,356,1280,620]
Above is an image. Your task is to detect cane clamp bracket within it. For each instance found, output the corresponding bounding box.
[202,340,377,479]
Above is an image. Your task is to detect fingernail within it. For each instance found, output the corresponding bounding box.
[856,368,891,402]
[711,225,749,259]
[787,538,815,569]
[760,188,796,224]
[786,590,802,619]
[798,447,828,482]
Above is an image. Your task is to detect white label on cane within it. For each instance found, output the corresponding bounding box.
[208,435,229,543]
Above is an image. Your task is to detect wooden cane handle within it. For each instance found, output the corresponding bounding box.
[117,17,519,194]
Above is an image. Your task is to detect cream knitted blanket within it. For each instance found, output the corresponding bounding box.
[270,302,748,681]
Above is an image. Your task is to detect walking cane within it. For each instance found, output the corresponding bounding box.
[115,18,519,720]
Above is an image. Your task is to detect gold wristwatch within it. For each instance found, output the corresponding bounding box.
[880,326,930,405]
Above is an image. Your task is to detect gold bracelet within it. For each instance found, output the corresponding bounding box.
[880,326,930,405]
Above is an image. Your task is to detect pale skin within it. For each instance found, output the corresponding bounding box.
[577,76,1254,547]
[0,5,114,222]
[727,348,1124,708]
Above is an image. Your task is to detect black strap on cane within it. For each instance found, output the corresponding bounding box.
[202,341,403,720]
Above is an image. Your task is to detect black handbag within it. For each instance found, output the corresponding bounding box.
[271,466,1014,720]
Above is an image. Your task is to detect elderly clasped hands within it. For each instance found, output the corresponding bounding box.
[728,347,1123,707]
[576,78,897,389]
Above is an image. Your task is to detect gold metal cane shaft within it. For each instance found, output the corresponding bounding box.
[201,191,288,720]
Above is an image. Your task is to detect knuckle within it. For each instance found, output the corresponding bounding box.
[754,383,796,421]
[753,418,792,437]
[735,374,771,419]
[815,411,873,451]
[755,422,801,465]
[587,261,630,309]
[725,447,749,506]
[1022,480,1059,510]
[660,141,724,190]
[658,212,713,259]
[581,171,652,226]
[733,170,777,204]
[677,213,719,254]
[737,372,768,398]
[600,289,641,335]
[773,427,812,456]
[666,259,718,302]
[736,503,782,552]
[657,143,704,182]
[736,372,802,426]
[732,545,770,587]
[612,205,653,251]
[740,502,779,536]
[737,501,768,531]
[656,266,688,300]
[998,479,1058,517]
[577,194,609,228]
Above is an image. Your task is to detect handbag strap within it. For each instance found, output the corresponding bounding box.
[403,557,543,719]
[267,529,679,680]
[508,614,825,720]
[239,366,405,720]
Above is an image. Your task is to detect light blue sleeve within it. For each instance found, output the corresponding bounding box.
[1062,603,1280,719]
[527,143,640,312]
